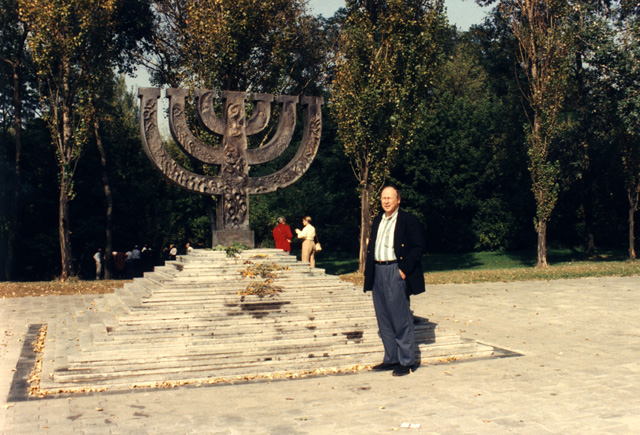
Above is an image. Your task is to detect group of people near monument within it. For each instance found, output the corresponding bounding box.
[162,244,179,261]
[272,186,425,377]
[92,244,157,280]
[272,215,318,267]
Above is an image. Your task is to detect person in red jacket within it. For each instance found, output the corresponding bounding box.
[273,216,293,253]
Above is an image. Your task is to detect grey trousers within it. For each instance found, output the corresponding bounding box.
[372,263,415,367]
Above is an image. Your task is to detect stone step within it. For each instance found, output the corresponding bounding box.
[46,342,494,391]
[134,296,367,307]
[59,338,490,377]
[75,329,459,357]
[93,309,379,330]
[123,291,367,307]
[161,259,317,269]
[140,285,355,297]
[43,341,494,390]
[87,317,435,341]
[39,248,496,394]
[68,335,381,364]
[111,310,376,325]
[120,297,373,308]
[90,317,381,343]
[58,324,468,382]
[163,255,300,266]
[143,273,334,287]
[110,315,374,328]
[116,287,370,303]
[138,282,361,295]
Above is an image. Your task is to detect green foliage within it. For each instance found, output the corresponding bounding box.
[14,0,153,279]
[213,242,249,257]
[334,0,448,200]
[149,0,327,93]
[472,198,518,251]
[501,0,576,266]
[391,31,531,252]
[333,0,448,267]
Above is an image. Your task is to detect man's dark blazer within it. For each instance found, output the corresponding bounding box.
[364,208,426,296]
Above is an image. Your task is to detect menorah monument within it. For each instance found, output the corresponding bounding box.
[138,88,323,247]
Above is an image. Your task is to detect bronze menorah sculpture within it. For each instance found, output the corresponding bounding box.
[138,88,323,247]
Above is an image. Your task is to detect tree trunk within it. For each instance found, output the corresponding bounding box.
[59,181,73,280]
[536,218,548,267]
[358,183,372,273]
[93,114,113,279]
[585,232,595,257]
[58,63,74,281]
[628,187,639,260]
[4,61,24,281]
[530,109,554,268]
[582,197,595,256]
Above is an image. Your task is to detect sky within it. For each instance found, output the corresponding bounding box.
[310,0,489,30]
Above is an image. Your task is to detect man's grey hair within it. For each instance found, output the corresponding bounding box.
[277,216,286,224]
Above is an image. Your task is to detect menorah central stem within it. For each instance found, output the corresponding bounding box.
[215,91,253,246]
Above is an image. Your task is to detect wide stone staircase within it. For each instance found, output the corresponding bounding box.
[39,249,495,393]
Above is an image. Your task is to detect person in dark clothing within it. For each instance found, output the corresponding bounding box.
[363,186,426,377]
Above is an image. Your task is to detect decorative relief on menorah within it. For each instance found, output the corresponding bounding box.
[138,87,323,247]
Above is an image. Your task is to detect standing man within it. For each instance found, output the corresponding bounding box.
[364,186,426,377]
[273,216,293,253]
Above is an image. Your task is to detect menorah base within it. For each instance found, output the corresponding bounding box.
[212,230,255,249]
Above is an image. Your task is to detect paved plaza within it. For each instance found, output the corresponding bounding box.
[2,276,639,434]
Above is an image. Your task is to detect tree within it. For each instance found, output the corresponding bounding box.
[499,0,572,267]
[333,0,447,270]
[391,31,532,253]
[591,2,640,259]
[146,0,327,93]
[0,0,34,280]
[18,0,152,280]
[88,74,119,278]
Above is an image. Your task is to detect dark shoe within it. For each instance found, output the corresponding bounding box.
[392,365,411,377]
[371,362,397,371]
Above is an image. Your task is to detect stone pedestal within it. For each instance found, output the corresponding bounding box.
[212,230,255,248]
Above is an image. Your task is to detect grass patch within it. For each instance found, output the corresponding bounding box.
[316,253,359,276]
[422,248,630,272]
[2,249,638,299]
[334,248,640,287]
[422,260,640,285]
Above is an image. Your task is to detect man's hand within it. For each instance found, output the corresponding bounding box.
[399,269,406,280]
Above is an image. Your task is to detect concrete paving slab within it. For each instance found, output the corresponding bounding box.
[2,276,640,433]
